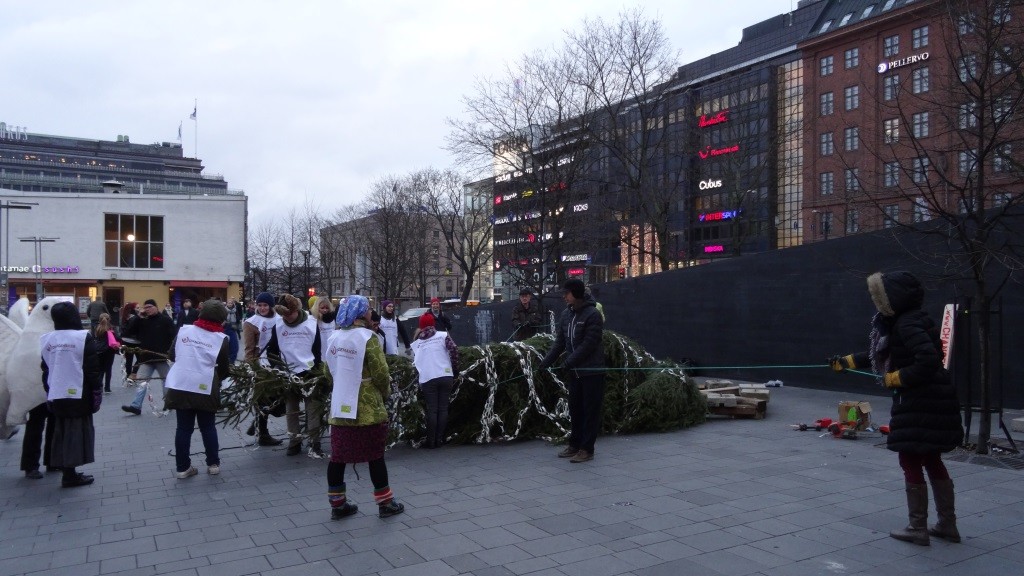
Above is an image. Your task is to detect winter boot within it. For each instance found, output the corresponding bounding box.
[929,478,961,543]
[255,415,282,446]
[890,482,930,546]
[328,483,358,520]
[374,487,405,518]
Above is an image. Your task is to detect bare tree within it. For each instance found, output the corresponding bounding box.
[247,220,282,296]
[414,167,494,303]
[828,0,1024,453]
[362,175,430,300]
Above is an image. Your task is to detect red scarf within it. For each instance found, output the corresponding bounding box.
[194,318,225,333]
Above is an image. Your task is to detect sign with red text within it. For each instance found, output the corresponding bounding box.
[940,304,956,369]
[698,110,729,128]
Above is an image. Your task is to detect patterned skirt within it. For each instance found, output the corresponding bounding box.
[330,422,389,463]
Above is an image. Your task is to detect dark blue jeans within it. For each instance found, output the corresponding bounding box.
[175,409,219,472]
[567,372,606,453]
[224,325,239,362]
[421,377,453,447]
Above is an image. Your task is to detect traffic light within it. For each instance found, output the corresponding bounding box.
[307,287,315,297]
[618,267,626,279]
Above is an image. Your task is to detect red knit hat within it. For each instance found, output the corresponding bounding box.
[430,297,440,304]
[419,313,435,330]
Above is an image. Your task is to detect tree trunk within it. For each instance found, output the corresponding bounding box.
[975,292,992,455]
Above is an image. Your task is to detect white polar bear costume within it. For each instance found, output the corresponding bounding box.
[0,313,23,439]
[2,296,62,427]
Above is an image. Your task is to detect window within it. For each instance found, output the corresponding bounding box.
[995,97,1012,123]
[821,211,834,238]
[959,55,978,82]
[993,193,1011,207]
[845,168,860,192]
[104,214,164,269]
[884,204,900,228]
[839,12,853,26]
[959,102,978,128]
[883,0,896,10]
[820,92,834,116]
[845,209,860,233]
[959,149,977,175]
[912,157,930,184]
[912,112,929,138]
[884,162,900,187]
[820,172,835,195]
[820,55,834,76]
[844,85,860,110]
[994,2,1011,24]
[844,48,859,69]
[994,47,1012,75]
[844,126,860,151]
[883,118,900,144]
[912,26,929,49]
[820,132,834,155]
[883,74,900,101]
[883,35,900,57]
[912,67,929,93]
[994,144,1012,173]
[958,13,976,35]
[819,19,834,33]
[913,197,932,222]
[862,5,875,18]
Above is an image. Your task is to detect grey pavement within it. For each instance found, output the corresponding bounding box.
[2,364,1023,576]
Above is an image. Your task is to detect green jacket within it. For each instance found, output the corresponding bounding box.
[327,324,391,426]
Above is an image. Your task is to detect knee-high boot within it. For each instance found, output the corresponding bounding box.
[890,482,930,546]
[929,478,961,543]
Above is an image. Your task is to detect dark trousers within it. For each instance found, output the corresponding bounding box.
[20,403,53,472]
[124,351,136,376]
[175,409,219,472]
[328,458,389,490]
[567,372,606,453]
[899,451,950,484]
[225,326,239,362]
[100,350,115,391]
[421,377,453,447]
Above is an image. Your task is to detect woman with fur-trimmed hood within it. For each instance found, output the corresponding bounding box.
[831,271,964,546]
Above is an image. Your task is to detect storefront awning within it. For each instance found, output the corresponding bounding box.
[169,281,229,288]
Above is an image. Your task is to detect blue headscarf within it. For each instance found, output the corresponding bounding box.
[336,295,369,328]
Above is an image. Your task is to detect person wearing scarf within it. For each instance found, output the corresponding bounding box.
[830,271,963,546]
[322,295,405,520]
[243,292,284,446]
[164,299,230,478]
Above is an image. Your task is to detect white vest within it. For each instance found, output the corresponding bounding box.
[244,313,278,358]
[165,325,227,395]
[324,328,374,419]
[379,316,400,354]
[411,331,453,383]
[40,330,88,400]
[275,315,318,373]
[317,319,334,359]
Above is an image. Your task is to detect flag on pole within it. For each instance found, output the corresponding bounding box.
[190,105,197,120]
[177,122,182,141]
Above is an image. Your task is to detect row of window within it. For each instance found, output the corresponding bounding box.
[817,145,1013,194]
[818,191,1013,238]
[819,26,929,77]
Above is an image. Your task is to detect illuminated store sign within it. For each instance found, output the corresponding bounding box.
[572,202,589,212]
[698,144,740,159]
[1,264,80,274]
[698,179,722,190]
[698,110,729,128]
[567,268,585,276]
[561,253,589,262]
[877,52,929,74]
[704,245,724,253]
[698,210,739,222]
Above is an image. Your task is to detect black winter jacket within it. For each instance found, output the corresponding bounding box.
[540,295,605,376]
[850,271,963,454]
[42,333,103,417]
[164,330,231,413]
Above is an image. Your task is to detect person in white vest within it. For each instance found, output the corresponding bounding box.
[40,302,103,488]
[378,300,411,356]
[164,299,231,479]
[323,295,405,520]
[241,292,283,447]
[307,295,338,458]
[411,313,459,449]
[265,294,322,457]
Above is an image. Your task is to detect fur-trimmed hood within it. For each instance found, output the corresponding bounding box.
[867,270,924,317]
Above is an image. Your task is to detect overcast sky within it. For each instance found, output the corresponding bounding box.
[2,1,794,225]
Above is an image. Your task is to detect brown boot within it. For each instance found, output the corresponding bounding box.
[890,482,930,546]
[929,478,961,543]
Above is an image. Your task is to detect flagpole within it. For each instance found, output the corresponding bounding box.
[193,98,198,158]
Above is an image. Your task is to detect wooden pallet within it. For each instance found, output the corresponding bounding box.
[707,397,768,419]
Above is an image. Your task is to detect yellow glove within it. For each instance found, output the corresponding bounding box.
[883,371,902,389]
[829,355,855,372]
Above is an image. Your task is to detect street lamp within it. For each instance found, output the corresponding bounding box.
[19,236,58,302]
[300,249,310,305]
[0,201,36,291]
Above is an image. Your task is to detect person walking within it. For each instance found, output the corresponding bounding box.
[119,303,140,380]
[538,278,606,464]
[40,302,102,488]
[176,299,199,327]
[378,300,411,356]
[93,313,120,393]
[164,299,231,479]
[830,270,964,546]
[511,288,542,340]
[322,295,405,520]
[265,294,321,456]
[224,297,240,362]
[86,297,109,335]
[121,299,176,416]
[242,292,283,446]
[411,313,458,448]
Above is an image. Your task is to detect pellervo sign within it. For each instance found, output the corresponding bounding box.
[877,52,929,73]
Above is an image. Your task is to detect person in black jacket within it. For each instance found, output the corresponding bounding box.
[831,271,964,546]
[538,279,605,464]
[511,288,542,340]
[40,302,103,488]
[424,297,452,332]
[122,299,177,416]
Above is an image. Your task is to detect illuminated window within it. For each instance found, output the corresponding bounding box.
[959,149,977,175]
[104,214,164,269]
[845,168,860,192]
[884,118,900,144]
[883,204,900,228]
[883,74,900,101]
[839,13,853,26]
[994,2,1011,24]
[912,26,929,49]
[912,157,930,183]
[844,48,859,68]
[844,86,860,110]
[883,35,899,57]
[913,198,932,222]
[845,209,860,233]
[994,144,1012,173]
[959,102,978,128]
[912,67,929,93]
[883,0,896,11]
[820,55,834,76]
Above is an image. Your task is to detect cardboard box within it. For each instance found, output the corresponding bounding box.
[838,401,872,430]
